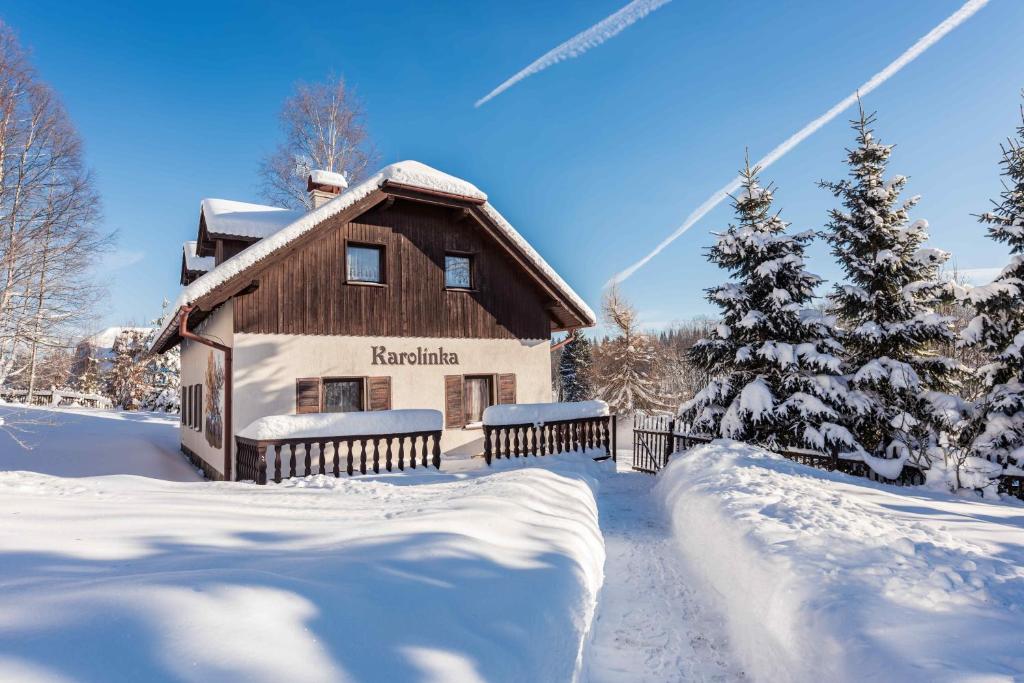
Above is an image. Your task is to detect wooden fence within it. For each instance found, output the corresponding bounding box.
[632,412,1024,498]
[236,429,443,485]
[483,415,616,465]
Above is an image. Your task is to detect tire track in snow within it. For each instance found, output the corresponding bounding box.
[583,462,744,682]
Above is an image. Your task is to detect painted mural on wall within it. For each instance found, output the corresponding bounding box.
[204,351,224,449]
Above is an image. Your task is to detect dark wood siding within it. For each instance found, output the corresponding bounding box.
[232,200,553,339]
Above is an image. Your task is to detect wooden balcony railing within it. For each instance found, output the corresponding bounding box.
[236,429,442,484]
[482,415,616,465]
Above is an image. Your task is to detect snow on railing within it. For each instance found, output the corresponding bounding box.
[236,410,443,484]
[482,401,615,465]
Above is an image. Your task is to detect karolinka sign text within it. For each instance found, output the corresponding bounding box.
[371,346,460,366]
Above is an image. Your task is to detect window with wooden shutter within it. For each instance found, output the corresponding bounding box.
[296,378,321,414]
[497,373,517,405]
[367,376,391,411]
[197,385,203,432]
[445,375,465,428]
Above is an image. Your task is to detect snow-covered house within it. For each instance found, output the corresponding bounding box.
[72,326,153,377]
[151,161,595,480]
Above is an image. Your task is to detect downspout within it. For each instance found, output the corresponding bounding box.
[179,305,233,481]
[550,328,579,353]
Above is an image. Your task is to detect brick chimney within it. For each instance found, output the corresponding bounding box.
[307,169,348,209]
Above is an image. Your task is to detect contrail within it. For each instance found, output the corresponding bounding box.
[607,0,990,287]
[475,0,672,108]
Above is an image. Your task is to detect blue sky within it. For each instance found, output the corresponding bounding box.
[4,0,1023,333]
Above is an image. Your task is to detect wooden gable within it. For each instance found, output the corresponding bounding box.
[231,196,557,339]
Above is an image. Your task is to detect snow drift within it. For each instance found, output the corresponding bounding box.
[656,440,1024,683]
[0,456,607,683]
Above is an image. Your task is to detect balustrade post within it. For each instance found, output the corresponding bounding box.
[256,444,267,485]
[483,425,492,465]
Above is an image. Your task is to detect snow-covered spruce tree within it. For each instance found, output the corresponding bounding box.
[595,286,665,415]
[961,97,1024,471]
[107,329,149,410]
[558,331,594,402]
[141,301,180,412]
[821,104,962,467]
[682,158,857,453]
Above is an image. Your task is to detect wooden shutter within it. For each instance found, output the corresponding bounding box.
[197,385,203,430]
[445,375,465,428]
[497,374,517,405]
[367,376,392,411]
[296,378,321,414]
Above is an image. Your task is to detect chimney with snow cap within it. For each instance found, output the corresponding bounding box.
[307,169,348,209]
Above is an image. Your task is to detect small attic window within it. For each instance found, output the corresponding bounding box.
[346,243,384,284]
[445,254,473,289]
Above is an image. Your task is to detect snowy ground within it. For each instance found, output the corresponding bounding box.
[582,454,745,683]
[0,461,605,682]
[0,405,199,480]
[7,408,1021,682]
[658,440,1024,683]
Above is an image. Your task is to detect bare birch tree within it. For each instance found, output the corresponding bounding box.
[0,22,106,398]
[259,75,377,210]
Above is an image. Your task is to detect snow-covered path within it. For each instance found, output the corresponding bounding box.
[583,461,745,682]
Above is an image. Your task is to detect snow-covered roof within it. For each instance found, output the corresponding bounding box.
[182,240,214,272]
[200,198,303,240]
[153,160,595,351]
[309,169,349,189]
[81,326,153,352]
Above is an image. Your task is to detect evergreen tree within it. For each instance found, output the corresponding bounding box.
[683,157,857,452]
[595,286,665,415]
[142,301,181,412]
[961,96,1024,469]
[559,332,594,402]
[822,103,960,464]
[107,329,148,410]
[75,353,103,395]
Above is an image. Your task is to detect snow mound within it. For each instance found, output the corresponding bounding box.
[483,400,609,426]
[0,456,606,682]
[309,168,348,189]
[238,409,442,441]
[657,440,1024,683]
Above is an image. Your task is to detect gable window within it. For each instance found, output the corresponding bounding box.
[323,378,365,413]
[346,244,384,284]
[445,254,473,289]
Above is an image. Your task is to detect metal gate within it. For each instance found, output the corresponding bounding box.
[632,413,676,473]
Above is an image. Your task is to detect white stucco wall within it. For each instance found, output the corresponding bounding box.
[233,334,553,459]
[180,301,233,477]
